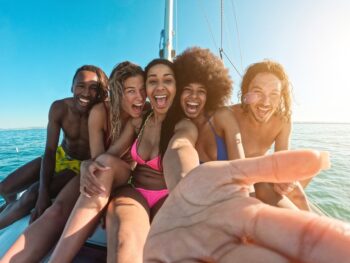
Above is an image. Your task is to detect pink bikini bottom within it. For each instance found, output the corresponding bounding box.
[135,187,169,208]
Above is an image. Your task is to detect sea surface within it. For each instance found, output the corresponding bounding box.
[0,123,349,222]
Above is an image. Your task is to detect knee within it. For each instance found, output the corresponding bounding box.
[42,201,69,224]
[18,186,38,205]
[95,155,130,185]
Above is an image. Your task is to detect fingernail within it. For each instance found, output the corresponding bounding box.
[99,192,108,197]
[320,151,331,170]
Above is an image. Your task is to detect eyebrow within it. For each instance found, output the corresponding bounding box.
[147,73,174,78]
[75,81,98,86]
[250,85,280,92]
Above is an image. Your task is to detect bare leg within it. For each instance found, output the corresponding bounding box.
[286,182,311,211]
[254,183,299,210]
[0,157,42,204]
[0,176,80,263]
[106,185,150,263]
[0,170,76,229]
[49,154,131,263]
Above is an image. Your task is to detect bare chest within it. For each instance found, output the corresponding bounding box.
[61,111,89,143]
[240,124,281,157]
[137,125,161,160]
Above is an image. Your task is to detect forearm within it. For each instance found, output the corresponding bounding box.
[39,152,56,194]
[164,138,199,192]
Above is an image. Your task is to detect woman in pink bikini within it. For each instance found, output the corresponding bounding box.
[49,58,176,263]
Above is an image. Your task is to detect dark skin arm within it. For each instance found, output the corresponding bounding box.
[30,101,63,223]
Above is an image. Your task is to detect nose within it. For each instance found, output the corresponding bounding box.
[190,91,198,99]
[82,87,90,97]
[261,94,270,105]
[155,83,166,91]
[136,90,145,102]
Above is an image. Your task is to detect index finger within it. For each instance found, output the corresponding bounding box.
[231,150,330,185]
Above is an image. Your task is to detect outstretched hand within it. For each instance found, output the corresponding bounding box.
[144,150,350,263]
[80,159,110,197]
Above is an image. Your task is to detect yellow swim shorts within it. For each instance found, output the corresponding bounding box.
[55,146,81,174]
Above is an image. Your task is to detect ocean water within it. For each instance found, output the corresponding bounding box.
[0,123,349,222]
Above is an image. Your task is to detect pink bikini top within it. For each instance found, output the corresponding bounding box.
[131,138,162,171]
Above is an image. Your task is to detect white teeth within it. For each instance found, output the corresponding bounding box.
[134,103,143,107]
[80,98,89,103]
[257,106,269,112]
[155,95,166,99]
[187,102,199,106]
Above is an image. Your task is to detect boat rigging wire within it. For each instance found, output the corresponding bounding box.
[196,0,219,51]
[221,49,242,78]
[220,0,223,59]
[220,0,242,78]
[230,0,244,72]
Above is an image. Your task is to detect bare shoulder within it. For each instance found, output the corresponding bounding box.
[230,104,243,116]
[89,102,107,127]
[274,115,291,129]
[49,98,70,120]
[214,106,235,119]
[213,106,239,127]
[90,102,108,117]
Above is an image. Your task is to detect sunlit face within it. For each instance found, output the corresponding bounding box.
[121,75,146,118]
[244,72,282,123]
[146,64,176,115]
[180,83,207,119]
[72,70,99,112]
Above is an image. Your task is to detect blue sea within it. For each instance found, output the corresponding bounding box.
[0,123,349,222]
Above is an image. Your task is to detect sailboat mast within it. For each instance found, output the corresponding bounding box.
[159,0,175,61]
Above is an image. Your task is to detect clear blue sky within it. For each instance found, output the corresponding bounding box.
[1,0,349,129]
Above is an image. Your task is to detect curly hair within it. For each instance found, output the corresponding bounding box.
[72,65,109,103]
[109,61,144,143]
[173,47,233,111]
[240,60,292,121]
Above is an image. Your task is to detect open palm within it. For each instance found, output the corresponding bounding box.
[144,150,350,263]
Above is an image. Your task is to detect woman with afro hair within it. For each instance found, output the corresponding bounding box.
[161,47,245,191]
